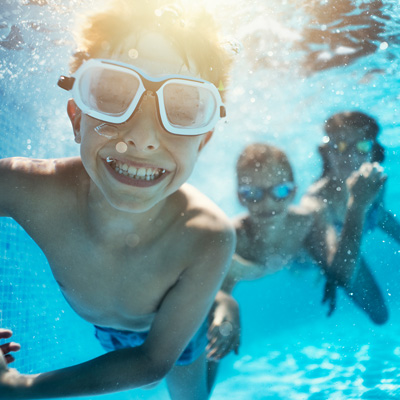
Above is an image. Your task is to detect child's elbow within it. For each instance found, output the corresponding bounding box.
[144,354,174,382]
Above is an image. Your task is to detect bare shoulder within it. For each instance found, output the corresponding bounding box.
[0,156,83,179]
[0,156,85,217]
[172,183,236,270]
[285,205,316,235]
[300,178,330,213]
[178,183,234,234]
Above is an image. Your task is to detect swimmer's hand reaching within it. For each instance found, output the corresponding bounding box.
[347,162,387,209]
[0,329,21,365]
[0,328,35,399]
[207,292,240,361]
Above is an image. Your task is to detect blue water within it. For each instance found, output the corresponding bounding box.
[1,1,400,399]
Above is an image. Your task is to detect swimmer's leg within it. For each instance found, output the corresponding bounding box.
[166,352,209,400]
[345,258,388,325]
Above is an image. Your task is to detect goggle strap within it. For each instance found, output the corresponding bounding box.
[58,76,75,91]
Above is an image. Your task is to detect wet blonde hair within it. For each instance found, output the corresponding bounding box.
[70,0,232,90]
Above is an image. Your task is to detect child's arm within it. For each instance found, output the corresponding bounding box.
[0,223,235,398]
[0,158,28,217]
[206,253,264,362]
[207,290,240,361]
[378,209,400,244]
[0,157,59,220]
[304,163,387,286]
[303,163,388,318]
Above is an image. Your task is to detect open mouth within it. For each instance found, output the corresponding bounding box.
[105,157,167,182]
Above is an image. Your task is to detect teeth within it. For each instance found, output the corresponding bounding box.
[107,158,166,181]
[128,165,137,175]
[137,168,146,177]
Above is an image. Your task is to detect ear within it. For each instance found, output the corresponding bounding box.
[198,130,213,152]
[67,99,82,143]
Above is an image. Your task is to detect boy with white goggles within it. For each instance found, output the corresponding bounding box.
[0,0,236,399]
[58,58,226,136]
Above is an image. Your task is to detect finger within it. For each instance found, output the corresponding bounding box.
[1,342,21,354]
[4,354,16,364]
[0,348,9,371]
[0,329,13,340]
[207,325,218,340]
[208,334,219,347]
[214,341,236,360]
[207,335,230,357]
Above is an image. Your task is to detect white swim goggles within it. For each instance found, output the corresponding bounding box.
[58,58,226,136]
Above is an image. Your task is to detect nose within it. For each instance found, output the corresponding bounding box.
[119,94,161,152]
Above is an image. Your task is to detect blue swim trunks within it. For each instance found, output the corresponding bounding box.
[94,319,208,366]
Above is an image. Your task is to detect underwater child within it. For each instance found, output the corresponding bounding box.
[301,111,399,322]
[0,1,236,399]
[207,142,389,368]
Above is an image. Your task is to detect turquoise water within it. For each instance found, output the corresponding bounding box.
[1,0,400,399]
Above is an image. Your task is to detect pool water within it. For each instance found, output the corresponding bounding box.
[1,1,400,399]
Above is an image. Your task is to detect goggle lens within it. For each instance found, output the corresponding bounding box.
[79,67,141,116]
[238,186,265,202]
[334,140,374,154]
[239,183,295,203]
[270,183,295,199]
[163,82,216,130]
[356,140,373,154]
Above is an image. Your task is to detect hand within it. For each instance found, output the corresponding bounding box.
[206,296,240,362]
[347,162,387,208]
[0,329,21,365]
[0,330,33,399]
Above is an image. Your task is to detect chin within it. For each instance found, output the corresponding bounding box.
[254,210,285,219]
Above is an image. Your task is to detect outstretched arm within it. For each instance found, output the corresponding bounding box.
[0,227,235,399]
[303,163,387,317]
[305,163,387,286]
[329,163,387,287]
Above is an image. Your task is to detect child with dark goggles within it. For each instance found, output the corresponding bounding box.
[238,182,296,203]
[324,136,374,155]
[58,59,226,136]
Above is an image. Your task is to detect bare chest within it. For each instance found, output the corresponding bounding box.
[238,221,311,267]
[42,233,183,330]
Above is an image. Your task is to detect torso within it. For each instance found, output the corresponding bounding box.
[231,206,315,281]
[6,157,223,332]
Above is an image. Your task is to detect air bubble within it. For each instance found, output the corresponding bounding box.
[116,142,128,153]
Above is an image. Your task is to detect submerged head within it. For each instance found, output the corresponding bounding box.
[319,111,385,179]
[61,0,233,212]
[236,143,296,219]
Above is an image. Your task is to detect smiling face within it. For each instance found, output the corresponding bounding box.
[237,161,296,220]
[70,32,212,213]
